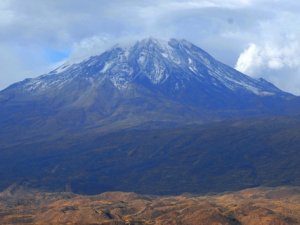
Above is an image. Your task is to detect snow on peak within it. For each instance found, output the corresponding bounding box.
[15,38,286,96]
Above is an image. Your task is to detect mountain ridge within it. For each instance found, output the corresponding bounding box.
[0,38,297,136]
[3,38,290,96]
[1,38,300,195]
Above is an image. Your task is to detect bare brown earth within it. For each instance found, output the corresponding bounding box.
[0,186,299,225]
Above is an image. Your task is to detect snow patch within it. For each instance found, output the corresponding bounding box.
[138,54,146,65]
[100,61,113,73]
[53,63,72,74]
[188,58,198,73]
[110,76,129,90]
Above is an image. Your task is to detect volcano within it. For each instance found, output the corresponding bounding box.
[0,38,300,195]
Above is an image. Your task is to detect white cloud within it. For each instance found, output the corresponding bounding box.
[69,35,112,62]
[234,11,300,94]
[235,40,300,94]
[235,42,300,75]
[155,0,252,10]
[235,43,262,76]
[0,0,14,27]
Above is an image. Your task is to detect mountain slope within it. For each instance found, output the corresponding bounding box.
[1,38,300,195]
[0,38,298,140]
[1,116,300,195]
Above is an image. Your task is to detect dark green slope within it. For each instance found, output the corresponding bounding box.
[0,116,299,195]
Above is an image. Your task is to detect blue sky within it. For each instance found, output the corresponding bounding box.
[44,48,70,62]
[1,0,300,94]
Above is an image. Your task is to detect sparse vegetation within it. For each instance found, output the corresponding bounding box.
[0,116,300,195]
[0,186,299,225]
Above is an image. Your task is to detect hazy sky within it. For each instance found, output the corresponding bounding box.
[1,0,300,94]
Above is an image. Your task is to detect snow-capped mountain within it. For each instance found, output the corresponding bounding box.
[11,38,287,97]
[2,38,300,196]
[0,38,298,136]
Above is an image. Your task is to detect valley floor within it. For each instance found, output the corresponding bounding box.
[0,186,299,225]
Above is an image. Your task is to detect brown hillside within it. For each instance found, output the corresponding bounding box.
[0,186,299,225]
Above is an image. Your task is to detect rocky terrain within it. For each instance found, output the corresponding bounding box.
[0,186,299,225]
